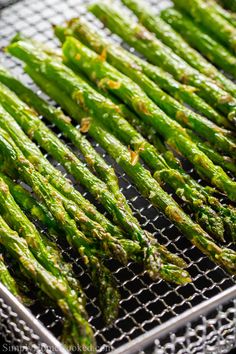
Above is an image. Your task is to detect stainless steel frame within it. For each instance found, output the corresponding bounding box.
[0,0,235,353]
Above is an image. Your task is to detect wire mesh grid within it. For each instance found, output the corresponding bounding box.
[144,298,236,354]
[0,0,235,353]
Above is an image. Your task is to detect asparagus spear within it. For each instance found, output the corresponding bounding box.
[30,67,227,242]
[0,78,134,246]
[17,42,236,240]
[9,38,236,199]
[0,129,123,322]
[27,60,236,243]
[186,130,236,175]
[0,127,191,285]
[62,41,229,238]
[172,0,236,53]
[62,33,236,158]
[0,66,127,205]
[0,76,172,282]
[84,121,236,274]
[0,172,59,231]
[52,36,236,200]
[115,106,236,239]
[0,105,127,265]
[122,0,236,97]
[208,0,236,26]
[0,170,140,262]
[30,71,236,242]
[119,101,236,175]
[23,66,187,270]
[0,174,85,295]
[55,20,232,130]
[161,8,236,79]
[89,1,236,123]
[0,65,185,271]
[0,215,95,352]
[6,55,235,271]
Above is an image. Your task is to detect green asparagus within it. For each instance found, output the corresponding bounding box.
[0,173,86,294]
[0,215,95,353]
[118,101,236,175]
[0,76,135,246]
[0,127,191,285]
[62,33,236,158]
[16,40,236,239]
[86,121,236,273]
[0,66,128,207]
[172,0,236,53]
[0,172,59,232]
[0,106,128,266]
[27,58,236,243]
[0,74,174,282]
[114,106,236,239]
[55,20,232,130]
[89,1,236,122]
[47,35,236,200]
[29,64,227,241]
[121,0,236,96]
[161,7,236,79]
[0,129,123,323]
[8,53,236,273]
[2,67,186,267]
[0,170,140,262]
[23,65,187,270]
[208,0,236,26]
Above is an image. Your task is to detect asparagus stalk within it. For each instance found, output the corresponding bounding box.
[52,36,236,200]
[0,66,127,205]
[0,77,174,282]
[115,107,236,239]
[89,1,236,123]
[1,70,187,268]
[0,78,134,246]
[0,127,191,285]
[0,173,85,293]
[62,41,230,239]
[62,31,236,158]
[30,66,227,242]
[7,57,235,272]
[26,61,236,246]
[84,121,236,274]
[172,0,236,53]
[0,172,58,231]
[18,43,236,240]
[0,170,140,262]
[0,103,188,283]
[0,106,128,266]
[24,66,187,270]
[0,129,122,322]
[32,70,236,242]
[55,20,232,130]
[186,130,236,175]
[0,215,95,352]
[208,0,236,26]
[122,0,236,96]
[119,100,236,175]
[161,8,236,79]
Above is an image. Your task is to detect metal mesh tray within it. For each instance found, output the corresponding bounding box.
[0,0,235,353]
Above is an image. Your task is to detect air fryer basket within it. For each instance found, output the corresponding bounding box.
[0,0,235,353]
